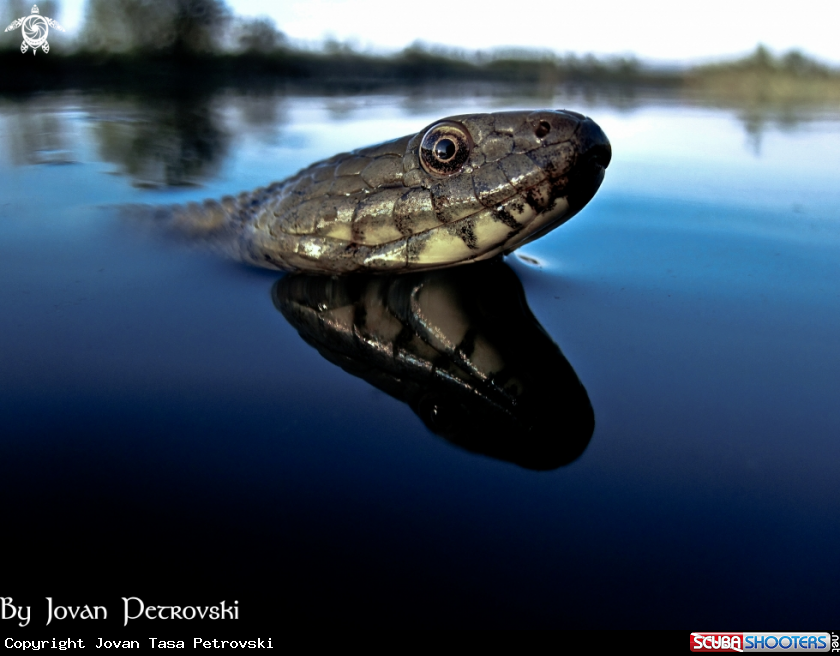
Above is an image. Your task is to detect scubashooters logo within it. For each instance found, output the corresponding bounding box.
[4,5,64,54]
[690,633,833,652]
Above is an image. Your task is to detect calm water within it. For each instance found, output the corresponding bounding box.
[2,89,840,630]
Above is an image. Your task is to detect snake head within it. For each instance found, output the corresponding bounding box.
[225,109,610,274]
[391,109,611,270]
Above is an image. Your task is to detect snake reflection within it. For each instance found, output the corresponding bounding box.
[273,260,594,470]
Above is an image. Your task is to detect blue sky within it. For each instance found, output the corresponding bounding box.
[46,0,840,65]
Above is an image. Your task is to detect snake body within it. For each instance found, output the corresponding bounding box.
[166,109,610,274]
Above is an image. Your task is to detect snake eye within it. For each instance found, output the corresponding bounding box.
[419,121,472,176]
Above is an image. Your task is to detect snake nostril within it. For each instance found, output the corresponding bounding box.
[534,120,551,138]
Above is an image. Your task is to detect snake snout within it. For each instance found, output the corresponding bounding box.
[529,110,611,170]
[563,117,611,212]
[584,142,612,174]
[578,117,612,170]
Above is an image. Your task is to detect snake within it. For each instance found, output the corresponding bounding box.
[160,109,611,274]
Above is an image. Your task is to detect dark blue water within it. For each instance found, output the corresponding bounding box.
[1,92,839,630]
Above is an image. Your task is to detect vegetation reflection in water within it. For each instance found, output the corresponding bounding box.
[2,90,833,185]
[92,95,230,188]
[273,260,595,470]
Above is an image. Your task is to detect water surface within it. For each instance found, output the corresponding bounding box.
[2,89,839,629]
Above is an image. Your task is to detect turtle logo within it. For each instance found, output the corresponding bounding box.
[5,5,64,55]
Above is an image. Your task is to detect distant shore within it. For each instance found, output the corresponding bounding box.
[1,44,839,106]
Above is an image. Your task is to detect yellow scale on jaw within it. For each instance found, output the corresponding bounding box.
[166,109,611,274]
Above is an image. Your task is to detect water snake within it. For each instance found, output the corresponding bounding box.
[161,109,611,274]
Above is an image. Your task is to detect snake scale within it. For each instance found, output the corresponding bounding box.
[162,109,611,274]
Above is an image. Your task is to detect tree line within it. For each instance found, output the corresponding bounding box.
[2,0,286,55]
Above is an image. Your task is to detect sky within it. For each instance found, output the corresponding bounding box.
[45,0,840,65]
